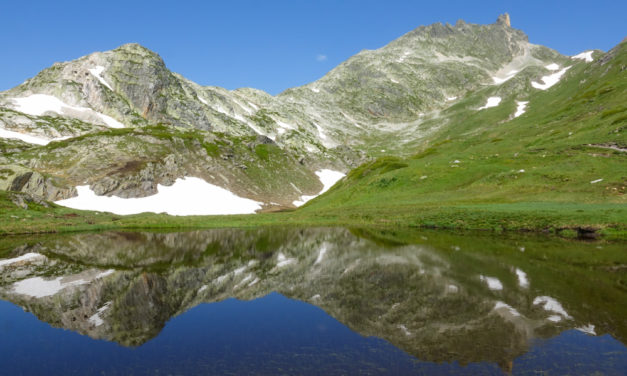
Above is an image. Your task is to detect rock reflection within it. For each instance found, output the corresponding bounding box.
[0,227,625,370]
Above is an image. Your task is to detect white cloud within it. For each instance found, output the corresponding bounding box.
[316,54,327,62]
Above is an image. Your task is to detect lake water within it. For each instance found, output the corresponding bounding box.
[0,227,625,375]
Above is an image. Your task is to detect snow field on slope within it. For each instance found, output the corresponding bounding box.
[0,253,46,268]
[55,177,262,215]
[478,97,502,110]
[0,127,69,145]
[514,101,529,118]
[531,67,571,90]
[88,66,114,90]
[11,269,114,298]
[571,51,594,62]
[293,169,345,207]
[10,94,125,128]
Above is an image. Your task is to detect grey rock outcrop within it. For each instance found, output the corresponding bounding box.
[0,165,75,201]
[496,13,511,27]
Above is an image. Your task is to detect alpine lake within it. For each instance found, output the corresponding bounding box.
[0,227,625,375]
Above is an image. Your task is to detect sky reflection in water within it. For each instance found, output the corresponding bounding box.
[0,227,625,375]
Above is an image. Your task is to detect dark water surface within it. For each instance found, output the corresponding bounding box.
[0,227,625,375]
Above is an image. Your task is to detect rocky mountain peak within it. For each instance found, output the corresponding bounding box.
[111,43,163,62]
[496,13,511,27]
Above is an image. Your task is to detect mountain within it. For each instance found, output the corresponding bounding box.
[0,44,360,207]
[297,37,626,229]
[275,14,567,152]
[0,14,623,231]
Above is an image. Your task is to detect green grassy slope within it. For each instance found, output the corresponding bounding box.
[294,41,626,234]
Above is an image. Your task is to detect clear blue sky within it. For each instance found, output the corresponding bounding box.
[1,0,624,95]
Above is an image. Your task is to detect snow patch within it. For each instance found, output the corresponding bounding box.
[480,275,503,291]
[576,324,596,335]
[88,302,112,327]
[0,127,56,145]
[478,97,502,110]
[55,177,262,216]
[533,296,572,319]
[11,269,114,298]
[198,97,208,105]
[571,51,594,62]
[234,274,255,289]
[233,266,247,276]
[214,104,229,115]
[314,243,328,265]
[531,67,571,90]
[214,273,230,285]
[293,195,316,206]
[545,63,560,71]
[276,252,296,268]
[276,119,296,136]
[10,94,124,128]
[98,114,126,129]
[0,253,46,268]
[397,51,410,63]
[446,96,457,101]
[88,66,113,90]
[494,301,521,316]
[293,169,345,207]
[590,178,603,184]
[233,99,254,115]
[314,122,327,141]
[317,169,345,192]
[276,120,295,130]
[515,268,529,288]
[398,324,411,336]
[514,101,528,118]
[214,265,250,285]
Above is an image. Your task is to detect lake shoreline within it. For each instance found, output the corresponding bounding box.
[2,191,625,240]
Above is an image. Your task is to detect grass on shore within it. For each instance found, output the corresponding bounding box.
[1,190,625,239]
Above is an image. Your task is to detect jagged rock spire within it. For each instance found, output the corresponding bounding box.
[496,13,511,27]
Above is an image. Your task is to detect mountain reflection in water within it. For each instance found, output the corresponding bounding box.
[0,227,625,375]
